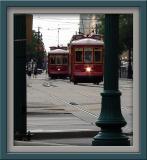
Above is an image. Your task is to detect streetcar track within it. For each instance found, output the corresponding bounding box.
[27,77,133,133]
[43,80,102,99]
[43,80,101,106]
[49,78,133,89]
[29,86,98,123]
[42,80,100,111]
[29,79,132,121]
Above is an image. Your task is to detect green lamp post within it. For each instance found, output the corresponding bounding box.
[92,14,130,146]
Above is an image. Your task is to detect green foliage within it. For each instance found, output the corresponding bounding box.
[26,30,46,68]
[119,14,133,54]
[98,14,133,54]
[98,14,105,35]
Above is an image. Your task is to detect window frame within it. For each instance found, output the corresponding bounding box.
[62,55,68,65]
[56,55,62,65]
[84,48,93,63]
[75,48,83,63]
[49,55,56,65]
[94,48,102,63]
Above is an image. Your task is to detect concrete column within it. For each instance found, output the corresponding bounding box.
[14,15,27,140]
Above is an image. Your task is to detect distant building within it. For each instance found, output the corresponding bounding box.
[120,50,133,66]
[119,50,133,78]
[79,14,100,35]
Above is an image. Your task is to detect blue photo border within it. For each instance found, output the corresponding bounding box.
[0,0,146,159]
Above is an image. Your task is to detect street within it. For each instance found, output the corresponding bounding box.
[26,72,133,145]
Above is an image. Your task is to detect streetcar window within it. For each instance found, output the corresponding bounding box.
[75,48,82,62]
[63,55,68,64]
[84,48,92,63]
[50,56,56,64]
[56,55,62,64]
[94,48,101,62]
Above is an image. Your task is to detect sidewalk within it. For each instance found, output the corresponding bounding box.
[15,110,133,146]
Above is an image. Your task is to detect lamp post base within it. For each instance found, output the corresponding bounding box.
[92,131,130,146]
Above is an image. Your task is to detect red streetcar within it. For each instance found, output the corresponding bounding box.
[48,47,69,79]
[69,34,104,84]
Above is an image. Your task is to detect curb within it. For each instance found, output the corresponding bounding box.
[30,130,133,140]
[14,141,68,146]
[30,130,98,140]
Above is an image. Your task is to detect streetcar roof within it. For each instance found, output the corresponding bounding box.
[71,38,104,45]
[48,49,69,54]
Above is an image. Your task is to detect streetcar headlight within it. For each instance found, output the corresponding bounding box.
[86,67,91,72]
[57,68,60,71]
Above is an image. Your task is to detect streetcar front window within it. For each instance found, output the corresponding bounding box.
[94,48,101,63]
[84,48,92,63]
[56,55,62,64]
[75,48,83,63]
[63,55,68,64]
[50,56,56,64]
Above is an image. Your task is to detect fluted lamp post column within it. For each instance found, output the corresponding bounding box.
[92,14,130,146]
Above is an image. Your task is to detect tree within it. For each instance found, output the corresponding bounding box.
[26,30,46,69]
[98,14,133,78]
[119,14,133,79]
[97,14,105,35]
[119,15,133,51]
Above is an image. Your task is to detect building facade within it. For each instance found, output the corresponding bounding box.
[79,14,100,35]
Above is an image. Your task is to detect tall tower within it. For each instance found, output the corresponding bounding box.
[79,14,98,35]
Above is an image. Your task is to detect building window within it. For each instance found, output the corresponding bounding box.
[94,48,101,62]
[84,48,92,63]
[75,48,83,62]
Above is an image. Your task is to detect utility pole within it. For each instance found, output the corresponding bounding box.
[82,19,85,34]
[95,24,98,34]
[57,27,61,47]
[34,26,41,69]
[37,27,41,45]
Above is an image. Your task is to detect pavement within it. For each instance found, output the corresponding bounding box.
[15,72,133,146]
